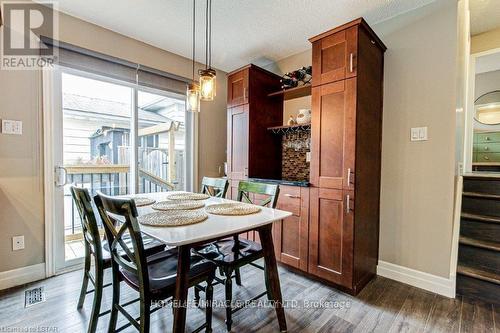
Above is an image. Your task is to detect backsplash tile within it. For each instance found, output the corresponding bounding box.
[282,130,310,181]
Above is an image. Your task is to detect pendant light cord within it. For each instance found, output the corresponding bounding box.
[209,0,212,69]
[205,0,209,70]
[192,0,196,82]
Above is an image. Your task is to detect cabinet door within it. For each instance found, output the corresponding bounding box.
[275,186,309,271]
[227,105,249,180]
[227,69,249,107]
[308,188,353,287]
[310,79,356,190]
[311,26,357,86]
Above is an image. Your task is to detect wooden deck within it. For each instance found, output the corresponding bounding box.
[0,262,498,332]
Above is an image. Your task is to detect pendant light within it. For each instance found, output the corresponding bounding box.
[199,0,216,101]
[186,0,200,112]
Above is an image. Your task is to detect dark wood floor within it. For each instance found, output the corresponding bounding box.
[0,262,498,332]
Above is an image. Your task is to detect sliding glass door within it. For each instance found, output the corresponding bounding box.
[137,90,186,193]
[51,67,189,271]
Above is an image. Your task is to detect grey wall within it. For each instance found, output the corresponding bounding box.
[269,2,458,279]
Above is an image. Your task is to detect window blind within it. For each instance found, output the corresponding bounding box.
[41,37,188,95]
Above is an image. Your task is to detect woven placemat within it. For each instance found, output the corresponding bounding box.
[138,211,208,227]
[166,192,210,201]
[132,197,156,207]
[205,203,261,216]
[152,200,205,211]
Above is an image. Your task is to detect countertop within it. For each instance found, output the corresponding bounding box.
[248,178,310,187]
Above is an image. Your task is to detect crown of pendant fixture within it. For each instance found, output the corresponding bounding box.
[199,0,216,101]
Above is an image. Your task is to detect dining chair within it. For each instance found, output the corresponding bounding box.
[200,177,229,198]
[94,192,216,333]
[70,186,166,333]
[193,181,280,331]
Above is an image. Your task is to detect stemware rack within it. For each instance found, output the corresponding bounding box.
[267,123,311,135]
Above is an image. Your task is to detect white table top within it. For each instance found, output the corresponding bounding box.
[131,192,292,246]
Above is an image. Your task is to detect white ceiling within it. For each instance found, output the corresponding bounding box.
[51,0,438,72]
[470,0,500,36]
[476,51,500,74]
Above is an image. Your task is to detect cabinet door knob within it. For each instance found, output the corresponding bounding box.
[284,194,300,199]
[349,53,354,73]
[484,146,489,151]
[484,156,490,160]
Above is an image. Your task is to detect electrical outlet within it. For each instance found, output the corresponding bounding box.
[2,120,23,135]
[12,235,25,251]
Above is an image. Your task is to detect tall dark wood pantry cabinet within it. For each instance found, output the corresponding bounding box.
[308,18,386,294]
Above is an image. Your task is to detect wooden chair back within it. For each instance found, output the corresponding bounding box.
[201,177,229,198]
[94,193,149,291]
[237,181,280,208]
[70,185,104,259]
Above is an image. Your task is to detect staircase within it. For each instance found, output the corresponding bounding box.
[457,175,500,305]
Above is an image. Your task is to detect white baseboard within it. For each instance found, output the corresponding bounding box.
[377,261,455,298]
[0,263,46,291]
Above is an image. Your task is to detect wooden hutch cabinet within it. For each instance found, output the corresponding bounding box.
[308,18,386,294]
[225,18,385,295]
[226,64,283,185]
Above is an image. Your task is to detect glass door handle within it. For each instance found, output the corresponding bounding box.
[55,166,68,187]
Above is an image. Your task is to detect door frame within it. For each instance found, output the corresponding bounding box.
[43,66,198,275]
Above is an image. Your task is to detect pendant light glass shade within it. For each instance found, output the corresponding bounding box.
[199,68,216,101]
[186,82,200,112]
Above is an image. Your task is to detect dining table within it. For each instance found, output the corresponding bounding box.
[132,191,292,333]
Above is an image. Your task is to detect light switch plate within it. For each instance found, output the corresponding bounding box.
[306,152,311,162]
[2,120,23,135]
[12,235,25,251]
[410,127,428,141]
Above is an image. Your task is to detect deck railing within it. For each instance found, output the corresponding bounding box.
[64,164,175,236]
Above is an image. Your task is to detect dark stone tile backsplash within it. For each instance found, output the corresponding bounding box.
[282,130,310,182]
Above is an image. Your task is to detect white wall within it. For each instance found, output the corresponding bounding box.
[475,69,500,98]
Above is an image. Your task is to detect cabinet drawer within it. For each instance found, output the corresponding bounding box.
[476,153,500,162]
[476,132,500,143]
[277,185,302,216]
[474,143,500,153]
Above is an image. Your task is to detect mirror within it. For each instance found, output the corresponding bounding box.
[475,91,500,125]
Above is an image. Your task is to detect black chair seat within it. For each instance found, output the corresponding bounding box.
[121,248,216,300]
[193,238,263,267]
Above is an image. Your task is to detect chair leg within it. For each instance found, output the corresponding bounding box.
[87,263,104,333]
[107,268,120,333]
[77,250,91,309]
[224,268,233,332]
[194,286,201,307]
[205,278,214,333]
[139,294,151,333]
[234,268,242,286]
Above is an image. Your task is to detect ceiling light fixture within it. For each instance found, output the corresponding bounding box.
[186,0,200,112]
[199,0,216,101]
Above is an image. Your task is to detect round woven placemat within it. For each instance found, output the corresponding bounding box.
[152,200,205,211]
[205,203,261,216]
[132,197,156,207]
[166,192,210,201]
[138,211,208,227]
